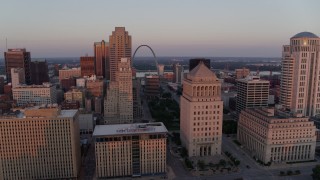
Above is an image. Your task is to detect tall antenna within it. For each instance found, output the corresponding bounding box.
[6,38,7,50]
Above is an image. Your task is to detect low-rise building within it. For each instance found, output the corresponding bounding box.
[12,82,57,106]
[59,67,81,81]
[64,88,85,108]
[238,107,317,164]
[93,122,167,178]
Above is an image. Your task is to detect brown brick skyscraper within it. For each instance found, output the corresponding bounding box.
[80,56,95,77]
[4,49,31,84]
[109,27,131,81]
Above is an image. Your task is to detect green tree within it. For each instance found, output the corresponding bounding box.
[198,160,205,170]
[312,165,320,180]
[234,160,240,166]
[219,159,226,167]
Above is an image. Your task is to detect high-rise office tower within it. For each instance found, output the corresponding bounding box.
[104,58,133,124]
[180,62,223,157]
[236,76,269,117]
[80,56,95,77]
[4,48,31,84]
[11,68,25,88]
[173,63,184,84]
[109,27,132,81]
[189,58,210,71]
[30,60,49,85]
[281,32,320,116]
[0,106,81,179]
[94,40,109,79]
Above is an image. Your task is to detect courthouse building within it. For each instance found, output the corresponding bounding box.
[93,122,167,178]
[0,105,81,179]
[180,62,223,157]
[238,107,317,164]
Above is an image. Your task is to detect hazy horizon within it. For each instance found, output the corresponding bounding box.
[1,0,320,58]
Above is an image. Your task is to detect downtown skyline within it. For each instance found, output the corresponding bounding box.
[0,0,320,58]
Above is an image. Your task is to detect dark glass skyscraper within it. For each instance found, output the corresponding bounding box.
[30,60,49,85]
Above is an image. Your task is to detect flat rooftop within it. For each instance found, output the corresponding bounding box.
[93,122,168,137]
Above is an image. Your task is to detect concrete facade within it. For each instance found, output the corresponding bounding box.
[12,83,57,106]
[93,122,167,178]
[238,107,317,164]
[236,76,269,117]
[11,68,25,88]
[104,58,133,124]
[280,32,320,116]
[0,106,81,179]
[180,62,223,157]
[59,68,81,82]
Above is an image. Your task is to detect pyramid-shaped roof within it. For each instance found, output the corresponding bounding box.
[187,62,218,82]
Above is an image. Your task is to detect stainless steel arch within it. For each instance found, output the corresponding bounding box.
[132,45,158,73]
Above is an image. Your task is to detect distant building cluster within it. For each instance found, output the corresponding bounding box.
[0,30,320,179]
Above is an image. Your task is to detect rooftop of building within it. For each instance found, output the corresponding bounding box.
[93,122,168,137]
[13,82,54,89]
[243,107,308,120]
[7,48,27,52]
[236,76,270,83]
[0,105,78,119]
[186,61,218,82]
[291,32,319,39]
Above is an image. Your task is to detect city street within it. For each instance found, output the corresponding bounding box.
[79,143,96,180]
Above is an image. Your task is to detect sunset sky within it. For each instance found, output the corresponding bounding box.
[1,0,319,58]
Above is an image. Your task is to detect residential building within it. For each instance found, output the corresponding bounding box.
[30,60,49,85]
[11,68,25,88]
[0,106,81,179]
[80,56,95,77]
[180,62,223,157]
[280,32,320,116]
[12,82,57,106]
[236,76,269,117]
[4,48,31,84]
[238,107,316,164]
[109,27,131,81]
[93,122,167,178]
